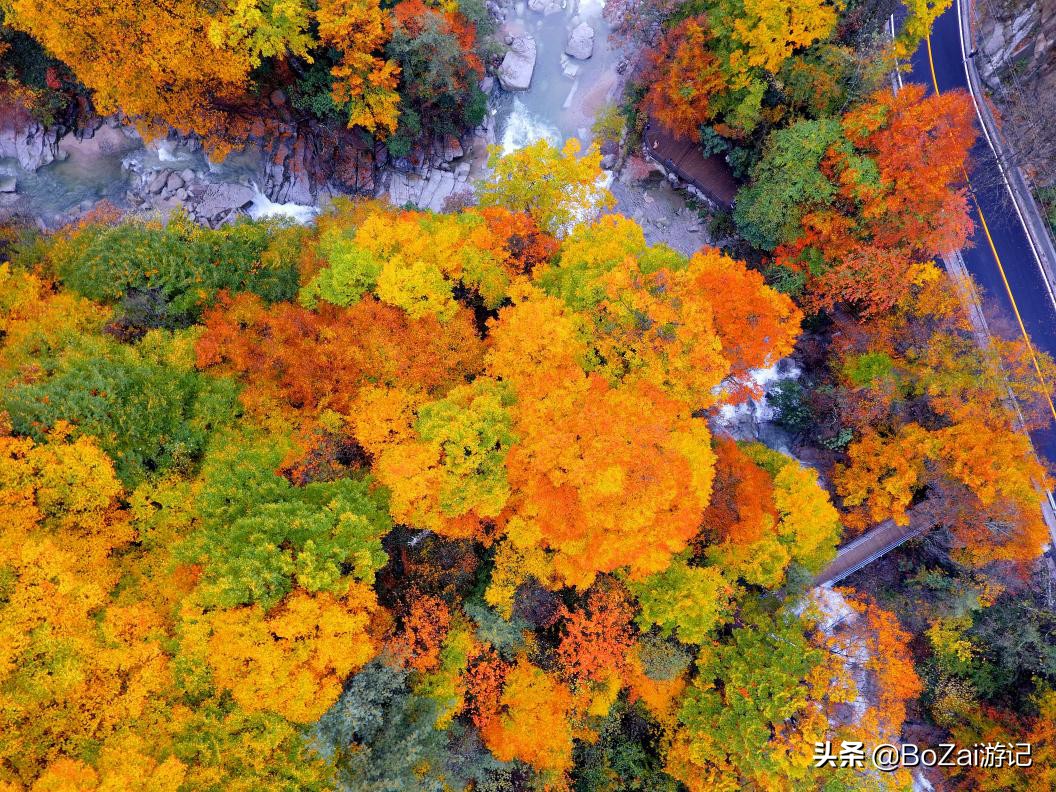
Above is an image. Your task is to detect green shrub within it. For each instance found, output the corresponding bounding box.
[2,332,239,486]
[769,377,812,432]
[50,213,302,323]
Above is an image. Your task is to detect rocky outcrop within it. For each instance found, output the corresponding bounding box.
[0,105,61,172]
[565,22,595,59]
[976,0,1056,185]
[382,113,495,212]
[498,35,538,91]
[119,99,379,227]
[977,0,1053,83]
[387,164,474,212]
[125,163,250,227]
[250,114,377,204]
[192,183,257,224]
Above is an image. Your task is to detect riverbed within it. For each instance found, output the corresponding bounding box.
[0,0,711,246]
[493,0,621,152]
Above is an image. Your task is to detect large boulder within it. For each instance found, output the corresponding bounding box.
[528,0,562,13]
[192,183,256,224]
[498,35,538,91]
[565,22,595,59]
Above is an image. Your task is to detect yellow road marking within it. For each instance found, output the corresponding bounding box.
[926,33,1056,422]
[970,192,1056,420]
[926,36,941,94]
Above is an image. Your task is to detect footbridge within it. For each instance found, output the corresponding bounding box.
[815,517,929,587]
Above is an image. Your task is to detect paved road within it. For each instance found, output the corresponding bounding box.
[903,2,1056,468]
[818,6,1056,582]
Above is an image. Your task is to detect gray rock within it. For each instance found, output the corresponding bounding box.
[175,187,188,201]
[600,153,617,170]
[565,22,594,59]
[528,0,562,14]
[442,136,464,161]
[479,76,495,94]
[166,172,185,191]
[0,118,61,172]
[498,35,537,91]
[192,183,256,222]
[0,176,16,193]
[260,132,316,205]
[180,168,195,182]
[147,170,171,194]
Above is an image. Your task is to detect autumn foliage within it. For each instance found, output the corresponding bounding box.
[0,109,1048,789]
[772,84,976,314]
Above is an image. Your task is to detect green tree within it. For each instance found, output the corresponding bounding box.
[187,430,391,609]
[733,119,842,251]
[628,558,735,645]
[50,213,302,323]
[2,331,238,486]
[315,661,502,791]
[669,607,830,789]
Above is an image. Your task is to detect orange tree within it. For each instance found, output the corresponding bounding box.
[737,84,976,315]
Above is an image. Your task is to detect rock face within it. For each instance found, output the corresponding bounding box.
[383,114,494,212]
[978,0,1050,83]
[1,89,380,228]
[976,0,1056,186]
[565,22,595,59]
[0,107,61,172]
[121,107,379,227]
[127,162,255,227]
[252,119,376,205]
[498,35,538,91]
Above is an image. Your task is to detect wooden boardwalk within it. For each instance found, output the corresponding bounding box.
[642,123,738,207]
[815,516,929,587]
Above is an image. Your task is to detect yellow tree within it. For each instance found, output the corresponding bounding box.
[895,0,953,57]
[363,378,518,539]
[200,581,379,723]
[1,0,254,152]
[0,430,178,788]
[478,139,615,236]
[208,0,314,68]
[721,0,842,76]
[316,0,401,136]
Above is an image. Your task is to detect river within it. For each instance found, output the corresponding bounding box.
[0,0,630,229]
[493,0,622,153]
